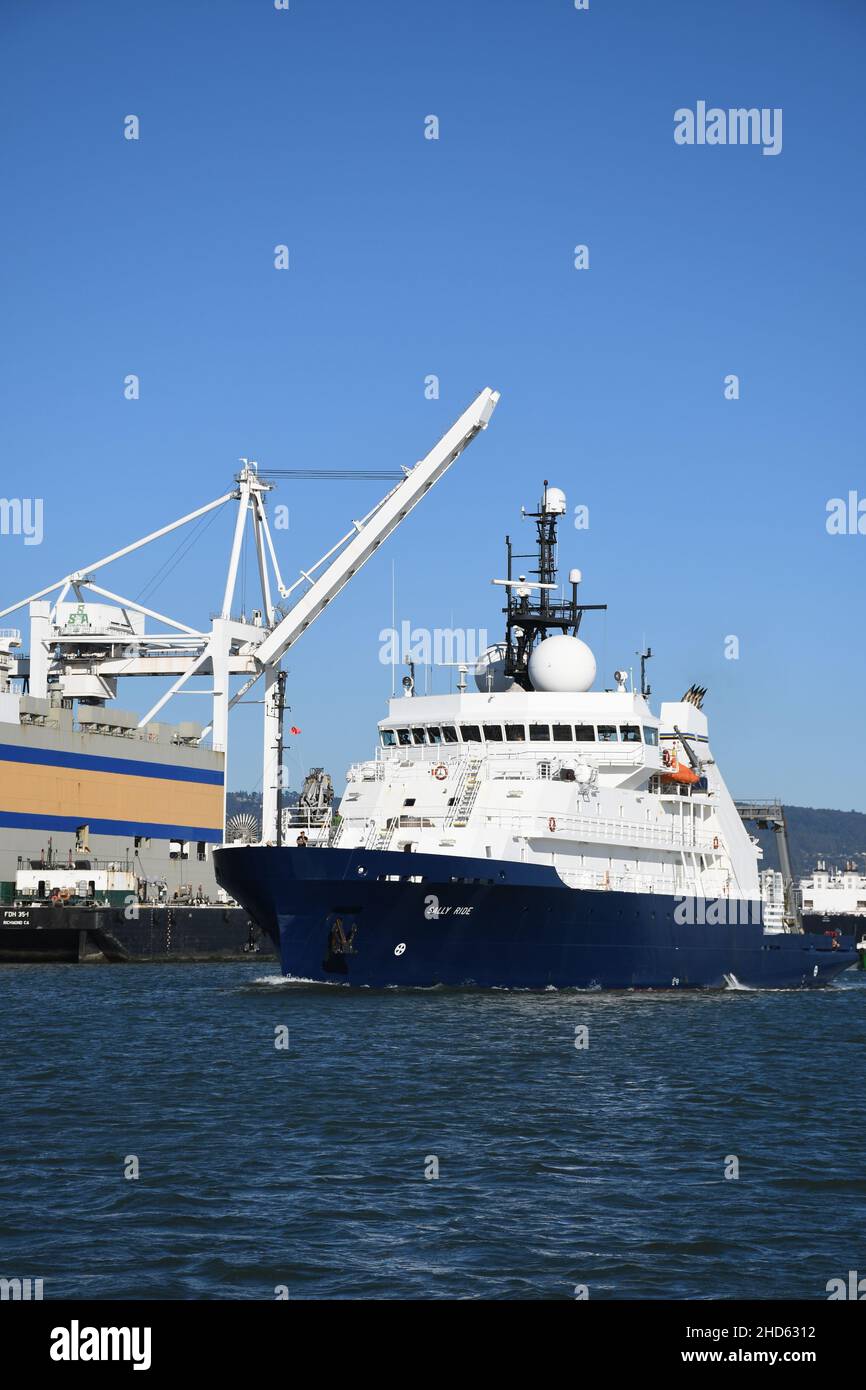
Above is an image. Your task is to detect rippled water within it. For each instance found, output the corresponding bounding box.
[1,963,864,1300]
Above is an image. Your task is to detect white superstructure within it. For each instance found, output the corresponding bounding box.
[331,482,764,905]
[333,689,760,900]
[800,861,866,917]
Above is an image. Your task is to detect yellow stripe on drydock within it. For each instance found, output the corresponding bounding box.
[0,760,223,832]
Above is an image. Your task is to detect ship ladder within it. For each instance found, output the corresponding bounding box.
[371,820,394,851]
[445,757,483,829]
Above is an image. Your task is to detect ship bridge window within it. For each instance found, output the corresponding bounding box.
[505,724,526,743]
[427,726,442,744]
[441,725,459,744]
[574,724,595,742]
[643,726,659,746]
[598,725,619,742]
[380,729,397,747]
[460,724,482,743]
[397,729,412,747]
[620,725,641,743]
[411,727,427,744]
[529,723,551,742]
[552,724,572,742]
[483,724,503,741]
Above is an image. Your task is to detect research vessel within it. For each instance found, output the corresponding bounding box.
[214,484,859,989]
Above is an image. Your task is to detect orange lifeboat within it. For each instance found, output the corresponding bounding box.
[660,749,700,785]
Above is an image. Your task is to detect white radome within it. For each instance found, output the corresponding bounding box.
[543,486,567,515]
[528,634,596,693]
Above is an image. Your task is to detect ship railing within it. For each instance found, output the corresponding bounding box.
[282,806,333,826]
[556,868,678,894]
[352,746,651,784]
[345,759,387,783]
[482,811,719,853]
[557,868,722,896]
[481,747,647,772]
[17,853,134,873]
[281,807,333,844]
[360,815,438,848]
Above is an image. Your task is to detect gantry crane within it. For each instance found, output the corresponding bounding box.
[0,388,500,841]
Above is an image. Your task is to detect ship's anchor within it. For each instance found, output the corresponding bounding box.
[322,915,357,974]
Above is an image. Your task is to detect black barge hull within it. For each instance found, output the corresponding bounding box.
[0,904,276,963]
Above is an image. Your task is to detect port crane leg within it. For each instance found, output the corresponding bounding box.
[735,801,802,932]
[28,602,52,699]
[773,813,801,930]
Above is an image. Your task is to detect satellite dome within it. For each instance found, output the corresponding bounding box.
[528,635,596,693]
[474,643,514,693]
[543,486,567,515]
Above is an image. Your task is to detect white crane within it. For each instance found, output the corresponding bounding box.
[0,388,500,841]
[253,387,499,840]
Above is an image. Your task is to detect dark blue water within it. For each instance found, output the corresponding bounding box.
[1,963,865,1300]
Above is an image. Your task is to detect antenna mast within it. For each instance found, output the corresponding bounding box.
[498,480,606,689]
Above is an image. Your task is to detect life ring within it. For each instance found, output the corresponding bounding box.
[662,748,673,767]
[548,816,557,833]
[712,835,719,849]
[433,764,448,781]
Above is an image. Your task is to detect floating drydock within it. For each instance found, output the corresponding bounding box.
[0,682,265,960]
[0,689,226,900]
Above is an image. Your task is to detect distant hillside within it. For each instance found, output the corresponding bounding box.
[225,789,297,830]
[754,805,866,880]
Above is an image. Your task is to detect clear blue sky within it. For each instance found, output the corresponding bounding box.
[1,0,864,809]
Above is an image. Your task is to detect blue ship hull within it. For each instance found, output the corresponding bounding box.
[213,846,858,990]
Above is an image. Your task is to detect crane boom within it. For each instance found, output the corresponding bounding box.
[257,386,499,842]
[253,387,499,669]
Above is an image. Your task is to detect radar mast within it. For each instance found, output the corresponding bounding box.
[495,481,607,690]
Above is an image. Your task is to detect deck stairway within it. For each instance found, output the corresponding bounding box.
[445,757,483,828]
[365,820,395,851]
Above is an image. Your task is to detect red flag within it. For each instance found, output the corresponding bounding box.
[290,726,301,735]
